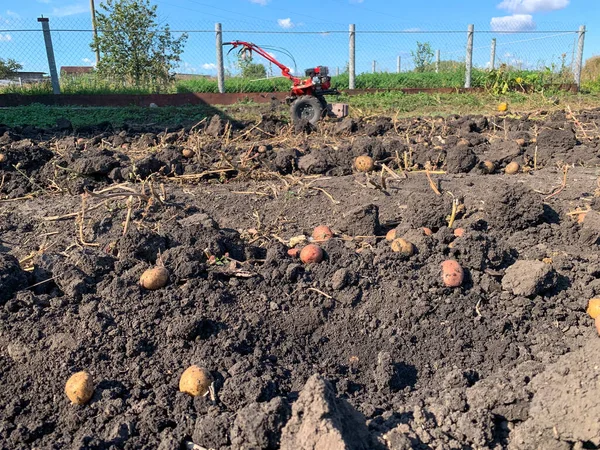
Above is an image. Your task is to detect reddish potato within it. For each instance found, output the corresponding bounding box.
[453,228,465,238]
[287,248,300,258]
[300,244,324,264]
[441,260,464,287]
[312,225,333,242]
[422,228,433,236]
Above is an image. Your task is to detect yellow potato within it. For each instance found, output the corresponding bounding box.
[179,365,213,397]
[354,155,375,172]
[140,267,169,290]
[505,161,520,175]
[391,238,415,256]
[65,371,94,405]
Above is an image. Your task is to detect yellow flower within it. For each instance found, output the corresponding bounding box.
[515,77,523,84]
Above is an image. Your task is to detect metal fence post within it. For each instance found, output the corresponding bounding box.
[349,24,355,89]
[215,22,225,94]
[397,56,401,73]
[336,67,340,76]
[490,38,496,70]
[574,25,586,90]
[37,17,60,95]
[372,60,376,73]
[465,24,474,88]
[435,49,440,73]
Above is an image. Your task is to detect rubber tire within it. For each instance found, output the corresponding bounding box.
[290,95,324,126]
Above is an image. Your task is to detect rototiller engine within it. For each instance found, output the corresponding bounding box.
[223,40,347,125]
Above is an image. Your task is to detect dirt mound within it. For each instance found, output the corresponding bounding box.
[1,108,600,449]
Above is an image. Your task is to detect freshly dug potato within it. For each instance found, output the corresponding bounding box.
[179,365,213,397]
[257,145,268,153]
[0,153,6,163]
[182,148,195,158]
[300,244,324,264]
[505,161,520,175]
[587,298,600,319]
[441,260,464,287]
[140,266,169,290]
[422,228,433,236]
[515,138,526,147]
[391,238,415,256]
[481,160,495,174]
[385,228,397,242]
[354,155,375,172]
[65,371,94,405]
[287,248,300,258]
[453,228,465,238]
[312,225,333,242]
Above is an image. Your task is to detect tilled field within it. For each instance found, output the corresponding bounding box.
[1,109,600,450]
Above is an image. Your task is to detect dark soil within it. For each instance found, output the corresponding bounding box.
[2,109,600,449]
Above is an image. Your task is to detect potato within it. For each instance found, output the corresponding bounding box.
[482,160,495,174]
[65,371,94,405]
[453,228,465,238]
[391,238,415,256]
[587,298,600,319]
[0,153,6,163]
[140,266,169,290]
[596,316,600,336]
[385,228,397,242]
[287,248,300,258]
[577,212,587,224]
[300,244,324,264]
[179,365,213,397]
[422,227,433,236]
[441,260,464,287]
[505,161,520,175]
[515,138,526,147]
[257,145,268,153]
[312,225,333,242]
[182,148,195,158]
[354,155,374,172]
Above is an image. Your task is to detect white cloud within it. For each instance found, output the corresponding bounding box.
[497,0,569,14]
[0,33,12,42]
[50,3,88,17]
[277,18,294,29]
[491,14,536,32]
[202,63,217,70]
[249,0,269,5]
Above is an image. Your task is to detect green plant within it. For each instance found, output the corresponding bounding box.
[0,58,22,78]
[411,42,434,73]
[91,0,188,90]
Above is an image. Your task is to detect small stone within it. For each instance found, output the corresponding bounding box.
[502,260,555,297]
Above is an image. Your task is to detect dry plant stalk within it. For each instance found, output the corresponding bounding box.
[544,165,569,200]
[425,170,442,196]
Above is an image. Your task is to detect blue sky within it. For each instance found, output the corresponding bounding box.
[0,0,597,76]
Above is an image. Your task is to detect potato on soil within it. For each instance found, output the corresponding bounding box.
[422,228,433,236]
[300,244,324,264]
[182,148,195,158]
[0,153,6,163]
[391,238,415,256]
[385,228,397,241]
[312,225,333,242]
[481,160,495,174]
[453,228,465,238]
[354,155,375,172]
[505,161,520,174]
[441,260,464,287]
[140,266,169,290]
[65,371,94,405]
[179,365,213,397]
[587,298,600,319]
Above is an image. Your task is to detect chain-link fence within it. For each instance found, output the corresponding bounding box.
[0,16,587,93]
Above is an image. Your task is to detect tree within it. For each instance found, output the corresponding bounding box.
[90,0,187,88]
[0,58,22,78]
[411,42,434,73]
[237,53,266,79]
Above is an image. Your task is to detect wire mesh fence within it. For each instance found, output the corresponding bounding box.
[0,16,586,93]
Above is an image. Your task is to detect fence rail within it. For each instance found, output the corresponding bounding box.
[0,17,586,95]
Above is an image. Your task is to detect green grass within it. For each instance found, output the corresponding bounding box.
[2,91,598,129]
[0,68,578,96]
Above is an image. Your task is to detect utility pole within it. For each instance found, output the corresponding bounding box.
[89,0,100,65]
